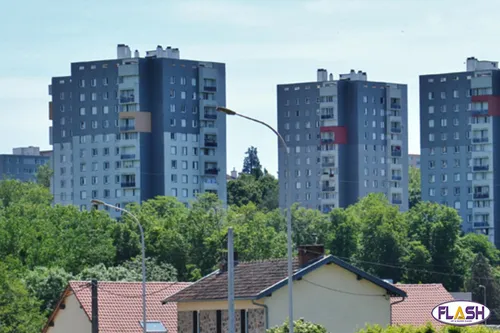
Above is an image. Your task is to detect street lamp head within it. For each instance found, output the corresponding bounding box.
[91,199,105,206]
[479,285,485,288]
[216,107,237,115]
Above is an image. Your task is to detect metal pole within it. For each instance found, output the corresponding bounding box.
[228,227,235,333]
[479,285,486,325]
[138,222,147,333]
[285,149,294,333]
[215,108,294,333]
[91,200,146,333]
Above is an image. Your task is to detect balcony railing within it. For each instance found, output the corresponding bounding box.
[121,181,136,188]
[392,175,402,181]
[321,114,334,120]
[390,127,402,133]
[205,168,219,175]
[473,222,491,229]
[204,86,217,92]
[322,162,336,167]
[471,109,488,116]
[121,154,136,160]
[322,186,336,192]
[205,141,217,147]
[472,137,488,143]
[120,125,135,131]
[204,113,217,119]
[473,165,489,171]
[473,192,490,199]
[120,96,135,104]
[392,199,402,205]
[391,150,402,157]
[390,103,401,110]
[321,139,334,144]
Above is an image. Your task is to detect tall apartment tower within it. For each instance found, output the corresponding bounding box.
[420,57,500,246]
[277,69,408,213]
[48,44,227,215]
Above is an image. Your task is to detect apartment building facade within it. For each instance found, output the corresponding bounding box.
[409,154,421,168]
[48,44,227,215]
[420,57,500,246]
[0,146,51,182]
[277,69,409,213]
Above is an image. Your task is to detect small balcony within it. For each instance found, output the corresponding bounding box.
[471,109,488,116]
[321,114,334,120]
[120,96,135,104]
[472,137,488,143]
[204,86,217,92]
[121,154,136,160]
[392,198,402,205]
[204,168,219,175]
[391,150,402,157]
[204,113,217,120]
[121,181,136,188]
[322,162,336,167]
[390,127,402,133]
[390,103,401,110]
[473,222,491,229]
[473,165,489,171]
[322,186,336,192]
[391,175,402,181]
[473,192,490,199]
[120,124,135,131]
[321,138,334,145]
[205,141,217,147]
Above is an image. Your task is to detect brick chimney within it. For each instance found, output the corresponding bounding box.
[298,245,325,267]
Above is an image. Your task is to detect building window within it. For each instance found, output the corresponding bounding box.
[80,93,85,102]
[182,189,188,197]
[429,119,434,128]
[171,188,178,197]
[441,119,447,127]
[428,92,434,100]
[80,107,86,115]
[429,134,435,142]
[170,146,177,155]
[441,92,446,99]
[453,90,459,98]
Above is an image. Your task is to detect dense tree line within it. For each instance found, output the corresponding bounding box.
[1,151,499,331]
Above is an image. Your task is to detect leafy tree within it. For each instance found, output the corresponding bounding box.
[408,166,421,209]
[0,261,45,333]
[350,194,408,282]
[466,253,500,324]
[267,318,327,333]
[460,233,500,266]
[35,164,53,188]
[23,266,73,315]
[405,202,467,290]
[242,146,263,178]
[227,172,279,211]
[327,208,361,260]
[77,257,177,282]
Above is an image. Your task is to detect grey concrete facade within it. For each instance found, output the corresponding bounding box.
[49,44,227,216]
[420,57,500,246]
[409,154,420,168]
[277,69,409,213]
[0,147,50,182]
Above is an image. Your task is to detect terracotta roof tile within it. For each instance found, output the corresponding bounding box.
[391,284,455,327]
[165,256,406,302]
[165,259,301,302]
[68,281,191,333]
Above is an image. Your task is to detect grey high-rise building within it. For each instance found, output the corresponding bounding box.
[48,44,227,216]
[277,69,409,213]
[0,146,51,182]
[420,57,500,246]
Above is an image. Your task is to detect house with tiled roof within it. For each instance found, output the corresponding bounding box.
[163,245,407,333]
[390,283,456,327]
[43,281,191,333]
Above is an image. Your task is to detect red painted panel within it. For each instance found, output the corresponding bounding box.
[320,126,348,144]
[471,95,500,116]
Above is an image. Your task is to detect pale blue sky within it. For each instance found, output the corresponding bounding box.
[1,0,499,175]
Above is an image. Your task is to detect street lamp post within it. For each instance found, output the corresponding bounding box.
[216,106,294,333]
[91,199,147,333]
[479,285,487,325]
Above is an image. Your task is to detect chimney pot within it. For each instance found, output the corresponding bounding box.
[298,245,325,267]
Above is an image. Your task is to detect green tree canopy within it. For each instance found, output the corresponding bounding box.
[408,166,421,209]
[267,319,327,333]
[242,146,263,178]
[35,164,53,188]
